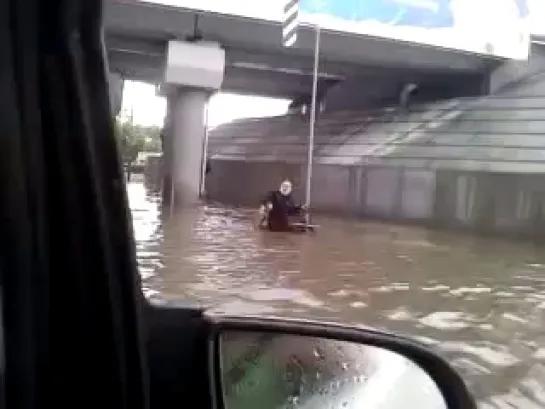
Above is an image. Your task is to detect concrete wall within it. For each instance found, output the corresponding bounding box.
[488,43,545,94]
[206,159,545,238]
[143,155,163,188]
[205,160,305,206]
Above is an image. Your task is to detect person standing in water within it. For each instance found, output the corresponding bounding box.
[258,180,306,231]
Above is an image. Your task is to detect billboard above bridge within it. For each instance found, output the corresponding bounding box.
[528,0,545,35]
[148,0,532,59]
[299,0,531,60]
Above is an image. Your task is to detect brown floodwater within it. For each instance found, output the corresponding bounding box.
[129,179,545,409]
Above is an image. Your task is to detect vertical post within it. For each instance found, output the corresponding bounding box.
[304,24,320,210]
[169,177,175,217]
[199,95,211,198]
[126,104,135,183]
[170,89,209,207]
[164,96,175,215]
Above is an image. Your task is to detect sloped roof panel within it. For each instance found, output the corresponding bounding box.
[208,74,545,173]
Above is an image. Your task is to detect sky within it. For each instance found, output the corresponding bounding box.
[123,0,545,127]
[122,81,290,128]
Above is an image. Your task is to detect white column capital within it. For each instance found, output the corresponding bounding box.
[162,40,225,92]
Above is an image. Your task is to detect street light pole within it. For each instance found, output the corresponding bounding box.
[304,24,321,212]
[199,96,211,198]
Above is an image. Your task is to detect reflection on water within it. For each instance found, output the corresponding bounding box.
[129,180,545,408]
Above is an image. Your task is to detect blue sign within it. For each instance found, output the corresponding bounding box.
[299,0,529,28]
[514,0,530,17]
[298,0,531,59]
[300,0,453,28]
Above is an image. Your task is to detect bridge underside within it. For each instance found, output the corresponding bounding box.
[104,0,498,100]
[108,45,484,101]
[107,47,339,99]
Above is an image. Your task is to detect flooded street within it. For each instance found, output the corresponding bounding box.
[129,179,545,408]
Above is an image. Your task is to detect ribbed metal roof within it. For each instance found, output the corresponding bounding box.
[208,73,545,173]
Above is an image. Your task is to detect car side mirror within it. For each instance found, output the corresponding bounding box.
[206,315,476,409]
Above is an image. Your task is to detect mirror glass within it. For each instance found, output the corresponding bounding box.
[218,331,447,409]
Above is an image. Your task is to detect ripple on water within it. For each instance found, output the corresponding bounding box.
[501,313,528,324]
[386,307,414,322]
[421,284,450,292]
[247,288,325,308]
[420,311,473,330]
[441,342,520,367]
[449,286,492,296]
[207,300,282,316]
[369,283,410,293]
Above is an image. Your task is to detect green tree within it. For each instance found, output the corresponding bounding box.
[136,124,162,152]
[114,108,163,182]
[115,119,146,167]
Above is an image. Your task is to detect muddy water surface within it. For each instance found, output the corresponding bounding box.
[129,180,545,408]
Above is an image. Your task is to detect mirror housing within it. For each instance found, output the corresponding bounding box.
[206,315,476,409]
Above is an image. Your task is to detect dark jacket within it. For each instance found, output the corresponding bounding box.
[262,191,302,231]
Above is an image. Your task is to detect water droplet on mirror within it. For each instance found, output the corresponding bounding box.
[288,396,299,405]
[313,347,325,359]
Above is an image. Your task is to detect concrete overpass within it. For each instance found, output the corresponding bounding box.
[104,0,500,100]
[105,0,536,206]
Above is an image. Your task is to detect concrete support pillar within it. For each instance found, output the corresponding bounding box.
[170,88,210,205]
[160,102,174,205]
[158,39,225,208]
[487,43,545,94]
[107,72,124,117]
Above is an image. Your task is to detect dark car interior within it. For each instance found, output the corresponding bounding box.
[0,0,149,406]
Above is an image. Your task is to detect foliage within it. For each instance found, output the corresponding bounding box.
[114,109,162,166]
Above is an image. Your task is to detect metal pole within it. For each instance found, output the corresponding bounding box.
[165,97,175,214]
[304,24,320,210]
[199,95,211,198]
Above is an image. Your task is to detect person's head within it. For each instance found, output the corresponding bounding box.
[279,180,292,196]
